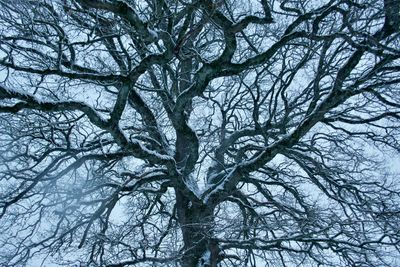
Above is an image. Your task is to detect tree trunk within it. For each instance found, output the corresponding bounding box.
[175,190,219,267]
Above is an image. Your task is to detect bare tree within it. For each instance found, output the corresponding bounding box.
[0,0,400,266]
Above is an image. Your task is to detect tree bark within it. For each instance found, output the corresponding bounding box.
[175,190,219,267]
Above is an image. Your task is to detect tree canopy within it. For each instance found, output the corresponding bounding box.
[0,0,400,266]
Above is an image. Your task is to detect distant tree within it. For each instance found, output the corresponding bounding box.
[0,0,400,266]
